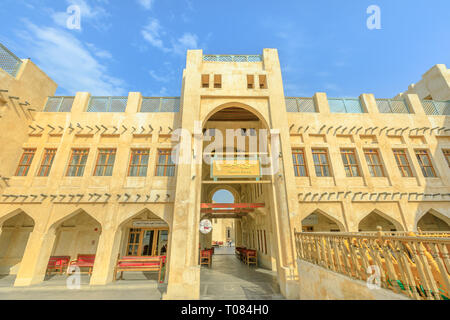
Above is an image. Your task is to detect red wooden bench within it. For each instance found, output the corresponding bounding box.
[47,256,71,275]
[114,255,166,283]
[67,254,96,275]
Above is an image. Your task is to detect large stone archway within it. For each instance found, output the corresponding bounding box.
[0,211,35,275]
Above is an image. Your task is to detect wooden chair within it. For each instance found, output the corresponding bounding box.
[246,250,257,267]
[200,250,211,267]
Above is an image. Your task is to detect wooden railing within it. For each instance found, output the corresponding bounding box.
[294,229,450,300]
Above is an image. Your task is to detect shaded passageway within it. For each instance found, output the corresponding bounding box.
[200,247,284,300]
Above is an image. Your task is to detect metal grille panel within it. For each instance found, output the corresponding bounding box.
[141,97,180,112]
[422,100,450,116]
[160,98,180,112]
[87,97,128,112]
[328,98,364,113]
[59,97,75,112]
[376,99,410,114]
[110,98,128,112]
[285,98,317,112]
[44,97,74,112]
[328,99,347,113]
[0,43,22,77]
[203,55,262,62]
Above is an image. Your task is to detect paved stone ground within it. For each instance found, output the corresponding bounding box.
[200,247,285,300]
[0,272,166,300]
[0,247,284,300]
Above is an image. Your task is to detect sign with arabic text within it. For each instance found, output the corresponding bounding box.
[211,157,261,179]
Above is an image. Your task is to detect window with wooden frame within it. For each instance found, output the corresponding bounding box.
[126,228,141,256]
[247,74,254,89]
[128,149,150,177]
[443,149,450,168]
[364,149,385,177]
[37,148,57,177]
[292,148,308,177]
[259,74,267,89]
[393,149,414,177]
[126,228,169,257]
[340,148,361,177]
[94,148,116,176]
[155,149,175,177]
[66,149,89,177]
[214,74,222,88]
[415,149,437,177]
[201,74,209,88]
[312,148,331,177]
[15,149,36,176]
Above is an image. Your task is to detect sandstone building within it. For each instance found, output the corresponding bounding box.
[0,43,449,299]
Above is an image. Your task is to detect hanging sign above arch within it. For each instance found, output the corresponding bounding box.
[211,157,261,180]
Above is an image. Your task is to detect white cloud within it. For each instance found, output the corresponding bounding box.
[171,33,199,55]
[86,42,113,59]
[141,18,168,51]
[137,0,154,10]
[17,20,126,96]
[149,70,170,83]
[141,18,199,55]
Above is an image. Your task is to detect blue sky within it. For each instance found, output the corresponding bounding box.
[1,0,449,98]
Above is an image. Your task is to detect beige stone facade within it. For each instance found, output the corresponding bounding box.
[0,46,449,299]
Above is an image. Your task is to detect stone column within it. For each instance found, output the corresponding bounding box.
[14,227,56,286]
[163,50,203,299]
[263,48,300,299]
[89,226,123,285]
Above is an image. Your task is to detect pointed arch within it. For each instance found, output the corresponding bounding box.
[302,208,345,232]
[48,208,102,232]
[0,209,35,227]
[416,209,450,231]
[118,208,170,258]
[0,210,36,275]
[0,208,35,227]
[118,207,170,230]
[358,209,404,231]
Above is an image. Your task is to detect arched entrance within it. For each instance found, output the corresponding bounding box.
[46,210,102,282]
[358,210,403,232]
[301,210,344,232]
[198,105,285,299]
[116,209,170,282]
[0,211,35,276]
[417,210,450,231]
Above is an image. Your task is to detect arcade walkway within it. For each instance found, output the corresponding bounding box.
[200,247,285,300]
[0,247,284,299]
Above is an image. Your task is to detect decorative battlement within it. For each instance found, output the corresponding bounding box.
[287,95,449,115]
[43,95,181,113]
[203,54,262,62]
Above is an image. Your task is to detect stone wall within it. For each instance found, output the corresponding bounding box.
[297,259,410,300]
